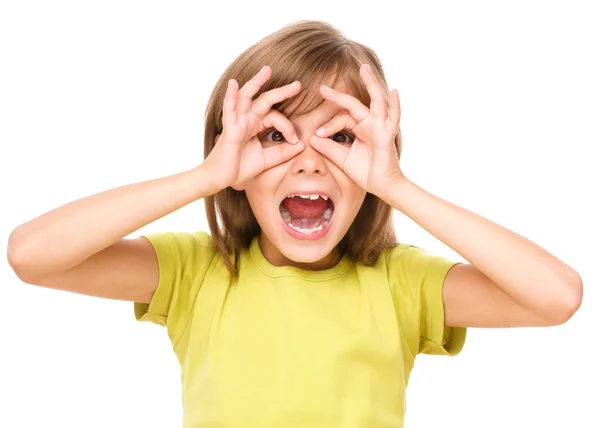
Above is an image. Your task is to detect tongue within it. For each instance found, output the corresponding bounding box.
[282,196,329,219]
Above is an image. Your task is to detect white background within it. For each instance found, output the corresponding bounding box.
[1,1,598,427]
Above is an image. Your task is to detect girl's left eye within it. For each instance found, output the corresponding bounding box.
[330,131,355,145]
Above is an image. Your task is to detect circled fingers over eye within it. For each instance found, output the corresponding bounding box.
[250,80,302,118]
[262,110,298,144]
[222,79,240,131]
[316,110,357,138]
[236,66,273,114]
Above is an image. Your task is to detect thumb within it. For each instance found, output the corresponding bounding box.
[263,140,306,170]
[307,135,349,171]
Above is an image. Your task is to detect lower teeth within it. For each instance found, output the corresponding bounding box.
[288,223,324,234]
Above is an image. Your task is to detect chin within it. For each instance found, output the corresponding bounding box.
[279,240,336,264]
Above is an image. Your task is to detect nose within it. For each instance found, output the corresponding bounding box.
[291,139,328,176]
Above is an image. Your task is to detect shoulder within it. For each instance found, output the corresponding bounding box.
[382,242,444,271]
[141,230,219,269]
[143,230,214,245]
[142,230,215,251]
[379,242,461,290]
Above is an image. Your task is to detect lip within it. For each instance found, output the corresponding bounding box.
[280,211,334,240]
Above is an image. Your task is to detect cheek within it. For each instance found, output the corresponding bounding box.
[345,184,367,213]
[349,192,367,215]
[330,172,366,224]
[244,173,280,215]
[331,169,366,202]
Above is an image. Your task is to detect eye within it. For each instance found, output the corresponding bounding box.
[330,131,355,145]
[261,128,286,143]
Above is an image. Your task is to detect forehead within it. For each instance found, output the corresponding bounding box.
[283,79,356,124]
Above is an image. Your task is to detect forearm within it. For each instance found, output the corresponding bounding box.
[385,177,582,315]
[7,164,217,278]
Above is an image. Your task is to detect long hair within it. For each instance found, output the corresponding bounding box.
[203,20,402,276]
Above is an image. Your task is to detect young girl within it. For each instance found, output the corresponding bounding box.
[7,20,583,427]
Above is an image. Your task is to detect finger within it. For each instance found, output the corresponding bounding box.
[262,109,299,144]
[360,64,388,120]
[263,139,306,170]
[315,110,357,137]
[385,89,401,135]
[222,79,238,130]
[251,81,302,118]
[307,134,350,170]
[237,66,272,114]
[319,84,369,123]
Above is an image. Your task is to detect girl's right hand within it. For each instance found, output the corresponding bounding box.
[204,65,305,191]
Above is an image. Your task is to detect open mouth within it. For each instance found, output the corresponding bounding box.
[278,193,335,236]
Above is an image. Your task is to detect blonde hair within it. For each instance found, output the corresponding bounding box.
[203,20,402,276]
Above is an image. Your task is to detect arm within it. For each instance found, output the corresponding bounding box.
[7,165,217,301]
[385,177,583,328]
[306,64,582,328]
[7,66,305,303]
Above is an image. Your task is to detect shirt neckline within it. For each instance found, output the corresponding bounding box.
[249,236,352,280]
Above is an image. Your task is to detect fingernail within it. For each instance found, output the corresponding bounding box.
[292,80,300,86]
[316,127,326,136]
[292,134,299,144]
[321,85,331,91]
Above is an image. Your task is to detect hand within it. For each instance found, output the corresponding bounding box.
[307,64,404,199]
[204,66,305,191]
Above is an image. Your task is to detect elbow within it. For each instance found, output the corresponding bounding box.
[548,274,583,326]
[6,229,34,283]
[7,228,23,270]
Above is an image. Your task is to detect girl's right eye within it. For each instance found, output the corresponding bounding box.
[261,129,286,143]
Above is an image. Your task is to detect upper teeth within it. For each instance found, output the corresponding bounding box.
[287,194,328,200]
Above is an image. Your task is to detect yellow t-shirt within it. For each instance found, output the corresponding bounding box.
[134,231,466,427]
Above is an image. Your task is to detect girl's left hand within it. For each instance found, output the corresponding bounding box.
[307,64,404,200]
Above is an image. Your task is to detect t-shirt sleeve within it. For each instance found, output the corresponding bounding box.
[133,231,217,346]
[387,244,467,357]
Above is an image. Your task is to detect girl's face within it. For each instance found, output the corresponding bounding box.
[243,80,367,270]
